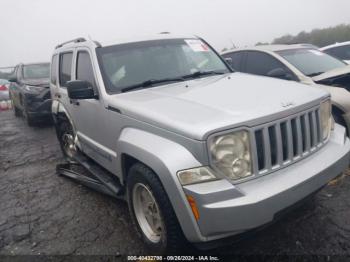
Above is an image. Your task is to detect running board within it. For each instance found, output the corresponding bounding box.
[56,153,124,198]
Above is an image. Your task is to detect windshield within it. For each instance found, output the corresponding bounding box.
[97,38,230,93]
[276,48,346,77]
[23,64,50,79]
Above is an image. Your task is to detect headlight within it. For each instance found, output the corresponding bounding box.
[177,167,217,185]
[320,99,332,140]
[24,85,43,93]
[210,130,252,180]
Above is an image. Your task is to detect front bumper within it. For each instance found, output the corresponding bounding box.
[24,90,52,118]
[182,124,350,242]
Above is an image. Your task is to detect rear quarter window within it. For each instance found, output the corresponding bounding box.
[59,52,73,87]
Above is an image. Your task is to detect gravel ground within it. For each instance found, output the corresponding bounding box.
[1,110,350,258]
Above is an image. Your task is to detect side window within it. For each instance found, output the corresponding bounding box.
[245,51,294,79]
[222,52,244,71]
[51,55,58,85]
[325,45,350,60]
[76,51,96,89]
[59,52,73,87]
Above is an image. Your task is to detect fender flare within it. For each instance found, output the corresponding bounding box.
[116,127,206,242]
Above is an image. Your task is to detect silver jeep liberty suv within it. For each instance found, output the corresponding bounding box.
[50,34,350,253]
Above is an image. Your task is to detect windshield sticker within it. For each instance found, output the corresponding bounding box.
[309,50,324,56]
[185,39,209,52]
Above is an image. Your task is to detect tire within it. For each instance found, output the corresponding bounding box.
[22,108,35,126]
[56,119,77,161]
[13,105,21,117]
[127,162,188,254]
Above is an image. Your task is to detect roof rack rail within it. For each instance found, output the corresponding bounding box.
[55,37,87,49]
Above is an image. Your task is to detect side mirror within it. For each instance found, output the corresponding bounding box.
[267,68,293,80]
[8,76,17,83]
[66,80,96,100]
[224,57,233,67]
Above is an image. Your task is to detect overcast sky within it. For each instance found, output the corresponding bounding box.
[1,0,350,67]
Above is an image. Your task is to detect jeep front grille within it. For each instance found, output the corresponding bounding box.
[252,106,325,175]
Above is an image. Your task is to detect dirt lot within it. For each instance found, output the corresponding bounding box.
[1,110,350,257]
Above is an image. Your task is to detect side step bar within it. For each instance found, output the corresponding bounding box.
[56,152,124,198]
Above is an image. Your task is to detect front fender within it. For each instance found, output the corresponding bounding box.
[116,127,206,242]
[316,84,350,113]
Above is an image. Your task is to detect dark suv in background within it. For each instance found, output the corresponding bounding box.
[9,63,51,125]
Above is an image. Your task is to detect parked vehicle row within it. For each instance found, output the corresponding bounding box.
[47,35,350,254]
[8,63,51,125]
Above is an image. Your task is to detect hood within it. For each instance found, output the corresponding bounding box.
[22,78,49,87]
[107,73,328,140]
[312,65,350,82]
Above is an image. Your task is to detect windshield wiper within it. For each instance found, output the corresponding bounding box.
[307,72,324,77]
[181,70,226,80]
[120,77,185,93]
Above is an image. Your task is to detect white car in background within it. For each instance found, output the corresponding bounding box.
[321,41,350,64]
[0,79,10,101]
[222,44,350,134]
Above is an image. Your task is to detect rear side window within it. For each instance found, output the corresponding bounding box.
[245,51,288,76]
[222,51,244,71]
[324,45,350,60]
[51,55,58,84]
[59,52,73,87]
[76,51,96,89]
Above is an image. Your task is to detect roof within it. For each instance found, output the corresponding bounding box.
[320,41,350,50]
[22,62,50,66]
[54,33,199,52]
[100,33,198,47]
[221,44,318,54]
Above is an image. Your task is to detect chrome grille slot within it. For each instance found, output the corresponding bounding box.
[280,122,288,161]
[268,126,278,166]
[255,129,265,170]
[291,118,298,157]
[253,105,325,175]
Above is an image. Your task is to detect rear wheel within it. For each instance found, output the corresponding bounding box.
[57,120,77,161]
[13,105,21,117]
[127,162,187,254]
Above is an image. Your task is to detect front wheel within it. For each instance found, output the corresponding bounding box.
[127,163,187,254]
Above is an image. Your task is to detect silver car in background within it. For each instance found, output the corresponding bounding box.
[222,45,350,134]
[0,79,10,101]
